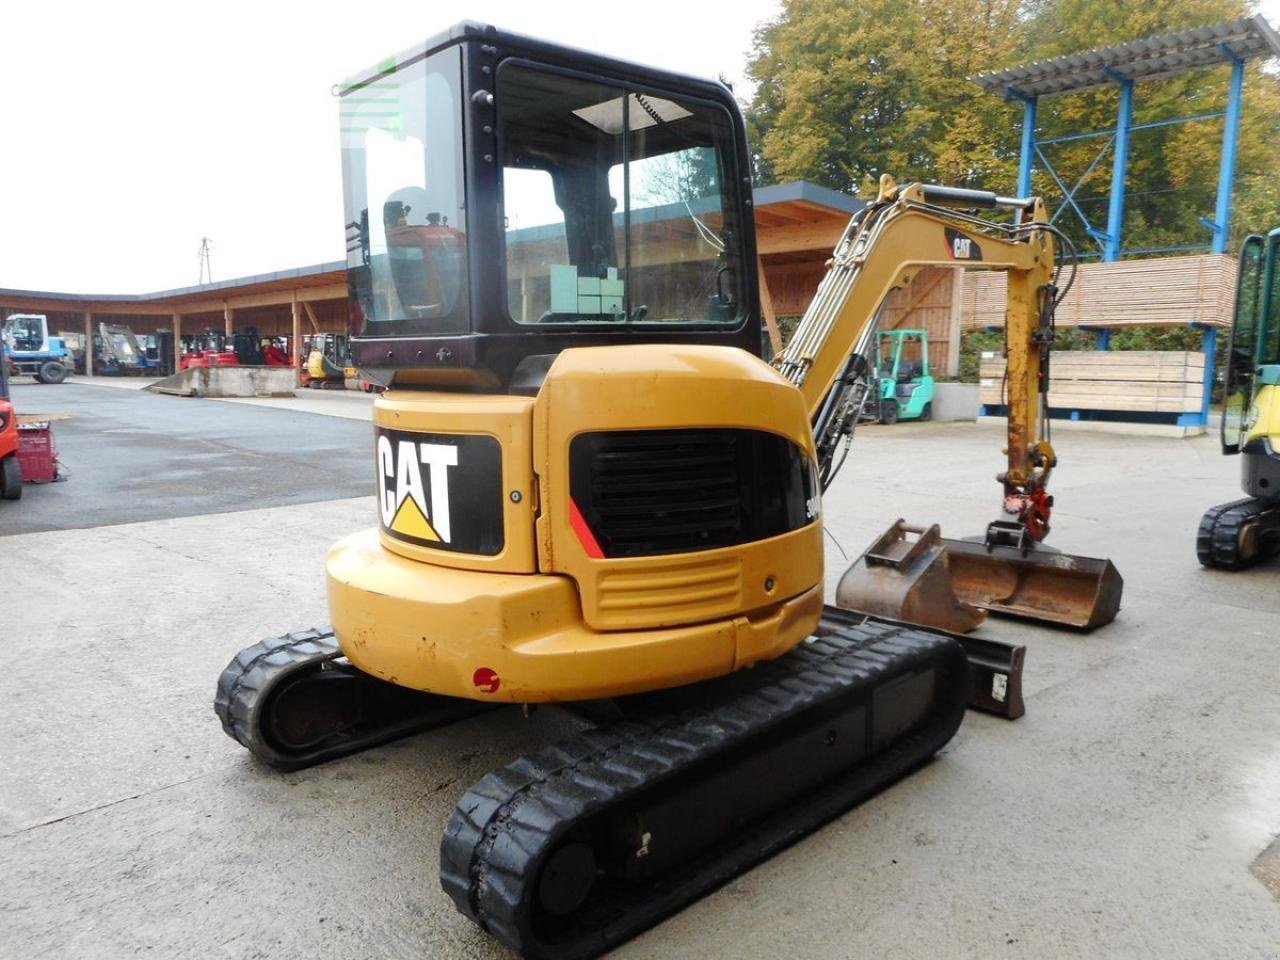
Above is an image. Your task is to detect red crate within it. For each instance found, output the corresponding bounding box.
[17,426,59,483]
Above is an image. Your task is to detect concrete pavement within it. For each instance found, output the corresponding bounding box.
[2,398,1278,959]
[1,382,371,534]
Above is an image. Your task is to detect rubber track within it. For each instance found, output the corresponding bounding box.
[440,618,968,960]
[1197,497,1280,570]
[215,627,482,770]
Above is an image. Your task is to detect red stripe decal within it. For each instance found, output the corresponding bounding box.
[569,498,605,559]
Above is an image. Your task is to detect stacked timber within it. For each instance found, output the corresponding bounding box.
[960,254,1236,329]
[979,350,1205,414]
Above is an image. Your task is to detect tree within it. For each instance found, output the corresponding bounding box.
[745,0,1280,249]
[746,0,1029,194]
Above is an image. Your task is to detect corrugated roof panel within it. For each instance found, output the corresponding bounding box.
[973,15,1280,99]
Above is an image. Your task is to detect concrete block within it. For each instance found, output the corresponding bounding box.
[931,382,980,421]
[146,366,297,399]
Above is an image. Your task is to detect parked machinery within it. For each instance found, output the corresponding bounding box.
[866,328,936,424]
[304,332,348,388]
[1198,228,1280,569]
[96,324,154,376]
[0,344,20,499]
[180,331,239,370]
[216,24,1118,959]
[2,314,69,384]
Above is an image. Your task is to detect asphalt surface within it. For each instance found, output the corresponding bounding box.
[1,381,373,534]
[2,401,1279,959]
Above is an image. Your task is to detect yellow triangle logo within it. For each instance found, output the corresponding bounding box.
[390,495,440,541]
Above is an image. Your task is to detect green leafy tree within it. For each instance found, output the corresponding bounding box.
[746,0,1280,248]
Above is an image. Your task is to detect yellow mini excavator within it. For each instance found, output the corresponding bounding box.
[1198,228,1280,569]
[215,24,1118,959]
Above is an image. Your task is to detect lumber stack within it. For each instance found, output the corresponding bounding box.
[960,254,1236,329]
[979,350,1205,414]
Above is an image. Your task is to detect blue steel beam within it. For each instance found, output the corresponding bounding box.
[1035,144,1104,241]
[1046,137,1115,227]
[1017,96,1037,198]
[1211,57,1245,254]
[1104,78,1134,262]
[1035,110,1226,146]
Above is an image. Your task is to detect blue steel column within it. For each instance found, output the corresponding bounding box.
[1180,324,1217,428]
[1017,96,1037,198]
[1104,79,1134,262]
[1212,57,1245,254]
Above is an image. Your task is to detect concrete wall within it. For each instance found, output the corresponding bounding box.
[147,366,296,398]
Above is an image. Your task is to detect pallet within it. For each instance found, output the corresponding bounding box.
[960,253,1236,329]
[979,351,1205,414]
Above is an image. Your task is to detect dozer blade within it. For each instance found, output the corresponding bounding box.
[836,520,986,634]
[939,537,1123,630]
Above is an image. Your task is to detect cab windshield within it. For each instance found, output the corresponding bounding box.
[340,48,468,336]
[498,62,744,326]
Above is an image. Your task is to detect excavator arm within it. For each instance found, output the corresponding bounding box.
[774,175,1061,548]
[788,176,1121,632]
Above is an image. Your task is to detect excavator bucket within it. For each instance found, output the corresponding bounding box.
[938,537,1123,630]
[836,521,986,634]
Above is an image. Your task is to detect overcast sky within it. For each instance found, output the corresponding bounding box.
[0,0,782,294]
[2,0,1276,294]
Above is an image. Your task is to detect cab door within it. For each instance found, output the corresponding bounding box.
[1222,235,1266,454]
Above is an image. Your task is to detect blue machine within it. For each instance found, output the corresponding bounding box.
[2,314,70,384]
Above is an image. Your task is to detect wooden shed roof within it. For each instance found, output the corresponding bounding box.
[0,181,863,316]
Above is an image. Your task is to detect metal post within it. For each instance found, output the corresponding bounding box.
[291,295,302,387]
[173,312,182,372]
[1095,328,1111,350]
[1212,58,1245,255]
[83,311,93,376]
[1199,325,1216,427]
[1104,79,1133,262]
[1017,96,1037,198]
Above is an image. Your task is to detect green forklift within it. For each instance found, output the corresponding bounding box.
[870,328,936,424]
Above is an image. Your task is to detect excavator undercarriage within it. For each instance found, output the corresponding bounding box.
[218,613,968,960]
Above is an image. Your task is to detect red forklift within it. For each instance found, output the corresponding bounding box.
[180,330,240,370]
[0,342,19,499]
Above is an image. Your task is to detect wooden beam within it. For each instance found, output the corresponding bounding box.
[758,258,782,356]
[172,312,182,372]
[0,282,348,319]
[191,282,347,313]
[302,302,321,334]
[291,296,302,386]
[83,311,93,377]
[946,269,963,377]
[223,303,234,337]
[896,268,950,320]
[755,219,847,256]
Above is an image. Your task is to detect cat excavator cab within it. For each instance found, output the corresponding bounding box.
[1198,228,1280,568]
[215,23,1116,959]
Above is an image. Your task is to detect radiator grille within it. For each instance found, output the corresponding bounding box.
[569,428,816,558]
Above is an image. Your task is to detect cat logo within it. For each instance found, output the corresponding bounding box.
[945,227,982,261]
[378,434,458,543]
